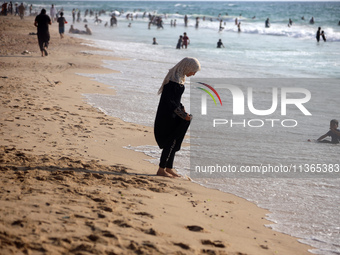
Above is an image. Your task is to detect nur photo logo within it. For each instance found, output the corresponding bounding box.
[194,79,312,128]
[196,82,223,115]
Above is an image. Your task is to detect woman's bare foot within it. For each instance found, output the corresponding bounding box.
[156,167,174,178]
[166,168,181,177]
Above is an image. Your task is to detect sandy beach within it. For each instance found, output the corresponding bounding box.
[0,15,312,255]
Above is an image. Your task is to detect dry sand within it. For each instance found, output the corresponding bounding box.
[0,15,312,255]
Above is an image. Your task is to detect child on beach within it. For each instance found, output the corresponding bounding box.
[57,12,67,39]
[176,35,182,49]
[317,119,340,144]
[154,57,201,177]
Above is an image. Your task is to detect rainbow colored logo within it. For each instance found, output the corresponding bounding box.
[196,82,223,106]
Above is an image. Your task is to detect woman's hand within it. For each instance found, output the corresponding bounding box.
[185,114,192,121]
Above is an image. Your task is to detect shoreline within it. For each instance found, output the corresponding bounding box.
[0,15,313,254]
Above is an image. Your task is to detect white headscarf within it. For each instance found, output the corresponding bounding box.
[158,57,201,95]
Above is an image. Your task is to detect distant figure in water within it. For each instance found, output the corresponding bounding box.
[310,17,315,24]
[265,18,270,28]
[288,18,293,27]
[338,20,340,26]
[219,20,224,31]
[176,35,182,49]
[317,119,340,144]
[321,30,326,42]
[152,37,158,45]
[182,32,190,49]
[237,22,241,32]
[316,27,321,42]
[217,39,224,48]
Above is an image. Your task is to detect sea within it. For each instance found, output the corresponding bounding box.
[29,1,340,254]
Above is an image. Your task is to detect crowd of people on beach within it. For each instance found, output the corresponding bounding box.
[1,2,336,57]
[1,2,27,18]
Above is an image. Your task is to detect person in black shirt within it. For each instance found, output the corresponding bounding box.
[34,9,51,57]
[316,27,321,42]
[217,39,225,48]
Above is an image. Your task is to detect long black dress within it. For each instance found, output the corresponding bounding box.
[154,81,190,168]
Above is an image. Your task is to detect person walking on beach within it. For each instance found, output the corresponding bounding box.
[8,2,13,15]
[34,8,51,57]
[154,57,201,177]
[316,27,321,42]
[182,32,190,49]
[50,4,56,23]
[57,12,67,38]
[18,3,25,19]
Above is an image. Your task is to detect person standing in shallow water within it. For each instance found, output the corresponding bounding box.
[34,9,51,57]
[154,57,201,177]
[316,27,321,42]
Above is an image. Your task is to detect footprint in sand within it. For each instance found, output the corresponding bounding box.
[201,239,226,248]
[186,225,204,232]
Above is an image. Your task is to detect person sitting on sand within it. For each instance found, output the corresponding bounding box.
[317,119,340,144]
[69,25,80,34]
[154,57,201,178]
[84,24,92,35]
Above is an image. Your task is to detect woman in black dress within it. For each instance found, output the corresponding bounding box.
[154,57,201,177]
